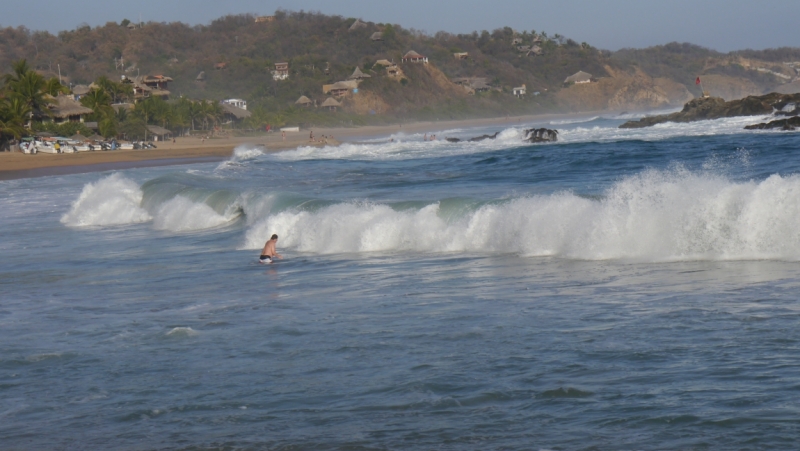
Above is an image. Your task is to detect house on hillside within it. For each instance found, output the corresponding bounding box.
[349,19,368,32]
[347,67,371,81]
[215,62,228,70]
[512,37,523,45]
[370,32,384,41]
[324,80,358,98]
[220,102,251,127]
[453,52,469,60]
[564,71,593,84]
[295,95,313,107]
[517,45,531,53]
[321,97,341,111]
[513,84,526,97]
[527,45,543,56]
[123,74,172,101]
[376,59,401,77]
[47,94,94,123]
[402,50,428,64]
[222,98,247,110]
[196,71,206,82]
[272,62,289,80]
[255,16,275,23]
[452,77,491,94]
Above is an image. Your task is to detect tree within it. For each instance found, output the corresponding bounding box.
[0,97,28,150]
[44,77,69,96]
[80,88,113,118]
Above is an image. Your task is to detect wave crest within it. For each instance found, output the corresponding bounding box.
[240,170,800,261]
[61,173,151,227]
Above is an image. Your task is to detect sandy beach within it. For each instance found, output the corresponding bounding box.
[0,112,589,180]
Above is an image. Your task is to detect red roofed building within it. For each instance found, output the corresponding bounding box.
[402,50,428,64]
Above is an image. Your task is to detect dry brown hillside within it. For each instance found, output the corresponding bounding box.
[555,66,692,112]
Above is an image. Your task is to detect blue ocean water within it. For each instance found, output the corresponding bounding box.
[3,113,800,450]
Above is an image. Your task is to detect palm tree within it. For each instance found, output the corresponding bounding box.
[43,77,69,96]
[0,97,29,150]
[7,71,51,125]
[80,88,113,118]
[2,59,33,87]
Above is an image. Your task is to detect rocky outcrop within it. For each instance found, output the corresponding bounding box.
[745,116,800,131]
[523,128,558,143]
[619,93,800,129]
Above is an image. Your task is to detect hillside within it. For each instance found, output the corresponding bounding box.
[2,10,800,125]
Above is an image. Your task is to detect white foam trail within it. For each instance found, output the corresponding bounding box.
[165,327,198,337]
[61,173,151,227]
[241,169,800,262]
[152,195,239,232]
[550,116,600,125]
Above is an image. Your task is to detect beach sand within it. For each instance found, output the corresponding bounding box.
[0,113,586,180]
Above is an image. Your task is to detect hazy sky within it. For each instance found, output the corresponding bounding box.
[4,0,800,52]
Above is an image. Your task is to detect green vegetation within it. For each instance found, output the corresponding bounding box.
[2,10,797,137]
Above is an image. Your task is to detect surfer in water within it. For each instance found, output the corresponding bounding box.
[260,234,283,264]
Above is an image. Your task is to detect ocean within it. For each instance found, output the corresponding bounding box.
[3,113,800,450]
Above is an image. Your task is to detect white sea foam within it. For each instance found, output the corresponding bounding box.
[165,327,198,337]
[559,115,773,144]
[549,116,600,125]
[215,144,265,170]
[241,169,800,262]
[271,115,777,162]
[61,173,151,227]
[152,195,240,232]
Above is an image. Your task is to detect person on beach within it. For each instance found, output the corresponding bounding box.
[260,234,283,264]
[424,133,427,141]
[309,130,314,141]
[282,131,286,141]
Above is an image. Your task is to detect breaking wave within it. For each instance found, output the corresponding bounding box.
[241,168,800,261]
[61,173,151,227]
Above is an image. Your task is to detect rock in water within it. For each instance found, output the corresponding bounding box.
[468,132,500,142]
[523,128,558,143]
[744,116,800,131]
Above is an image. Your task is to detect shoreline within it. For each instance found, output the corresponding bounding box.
[0,111,601,180]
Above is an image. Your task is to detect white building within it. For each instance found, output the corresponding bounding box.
[222,99,247,110]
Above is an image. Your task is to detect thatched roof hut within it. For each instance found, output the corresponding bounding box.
[146,125,172,141]
[220,103,252,120]
[295,95,313,106]
[347,67,371,80]
[348,19,367,32]
[370,32,383,41]
[49,95,94,121]
[402,50,427,63]
[321,97,341,111]
[70,133,88,141]
[564,71,593,84]
[196,71,206,81]
[72,84,91,96]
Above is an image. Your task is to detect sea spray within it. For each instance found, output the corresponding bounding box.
[61,173,151,227]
